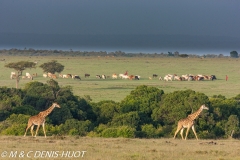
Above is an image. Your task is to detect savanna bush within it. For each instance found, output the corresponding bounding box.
[101,128,118,138]
[0,114,30,135]
[116,126,135,138]
[100,126,135,138]
[1,124,26,135]
[59,119,93,136]
[141,124,160,138]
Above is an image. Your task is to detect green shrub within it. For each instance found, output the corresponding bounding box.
[101,128,118,138]
[117,126,135,138]
[69,128,79,135]
[1,124,26,136]
[87,131,100,137]
[0,114,30,135]
[59,119,93,136]
[141,124,158,138]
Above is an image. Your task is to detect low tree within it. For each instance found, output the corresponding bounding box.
[120,85,164,125]
[5,61,36,88]
[152,90,210,125]
[179,54,189,58]
[230,51,238,58]
[168,52,174,56]
[225,115,239,138]
[39,60,64,74]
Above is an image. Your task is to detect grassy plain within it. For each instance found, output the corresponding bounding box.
[0,56,240,102]
[0,136,239,160]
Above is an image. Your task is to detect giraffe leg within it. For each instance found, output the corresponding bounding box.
[173,125,182,139]
[24,124,32,137]
[180,128,184,140]
[185,126,191,140]
[35,125,40,137]
[191,125,199,140]
[42,123,47,138]
[30,125,34,137]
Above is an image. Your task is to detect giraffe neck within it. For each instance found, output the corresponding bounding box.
[39,104,56,118]
[187,107,203,121]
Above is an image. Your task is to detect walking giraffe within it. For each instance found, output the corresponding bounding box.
[24,102,61,138]
[173,104,209,140]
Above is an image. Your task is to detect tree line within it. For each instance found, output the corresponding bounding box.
[0,81,239,139]
[0,49,238,58]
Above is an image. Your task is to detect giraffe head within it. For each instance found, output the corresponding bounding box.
[201,104,208,110]
[53,102,61,108]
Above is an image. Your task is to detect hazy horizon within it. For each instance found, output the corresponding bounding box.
[0,33,239,55]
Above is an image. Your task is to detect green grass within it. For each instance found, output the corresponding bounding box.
[0,56,240,102]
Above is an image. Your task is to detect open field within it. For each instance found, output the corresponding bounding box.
[0,136,239,160]
[0,56,240,102]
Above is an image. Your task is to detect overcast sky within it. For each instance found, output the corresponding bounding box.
[1,0,240,37]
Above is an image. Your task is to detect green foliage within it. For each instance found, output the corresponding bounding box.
[212,122,225,138]
[152,90,209,125]
[230,51,239,58]
[49,105,73,125]
[111,111,140,128]
[47,125,61,135]
[59,119,93,136]
[77,97,96,121]
[94,124,108,135]
[47,79,61,100]
[93,100,120,125]
[1,124,26,135]
[120,85,164,114]
[225,115,239,138]
[101,126,135,138]
[39,60,64,74]
[0,114,30,135]
[0,95,22,111]
[101,128,118,138]
[11,105,38,115]
[179,54,189,58]
[212,94,226,100]
[0,110,11,122]
[0,81,240,139]
[0,87,25,120]
[5,61,36,71]
[117,126,135,138]
[141,124,162,138]
[120,85,164,125]
[22,81,53,110]
[210,98,238,121]
[0,87,25,99]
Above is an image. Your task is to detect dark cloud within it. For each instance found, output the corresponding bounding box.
[1,0,240,37]
[1,0,240,54]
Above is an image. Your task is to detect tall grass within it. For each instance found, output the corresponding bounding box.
[0,56,239,102]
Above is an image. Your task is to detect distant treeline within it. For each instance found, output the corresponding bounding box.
[0,48,230,58]
[0,80,239,139]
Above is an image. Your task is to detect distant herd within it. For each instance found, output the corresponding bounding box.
[10,72,217,82]
[159,74,217,81]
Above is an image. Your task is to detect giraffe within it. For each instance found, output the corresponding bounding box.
[173,104,208,140]
[24,102,61,138]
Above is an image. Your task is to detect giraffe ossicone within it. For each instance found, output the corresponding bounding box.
[173,104,208,140]
[24,102,61,138]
